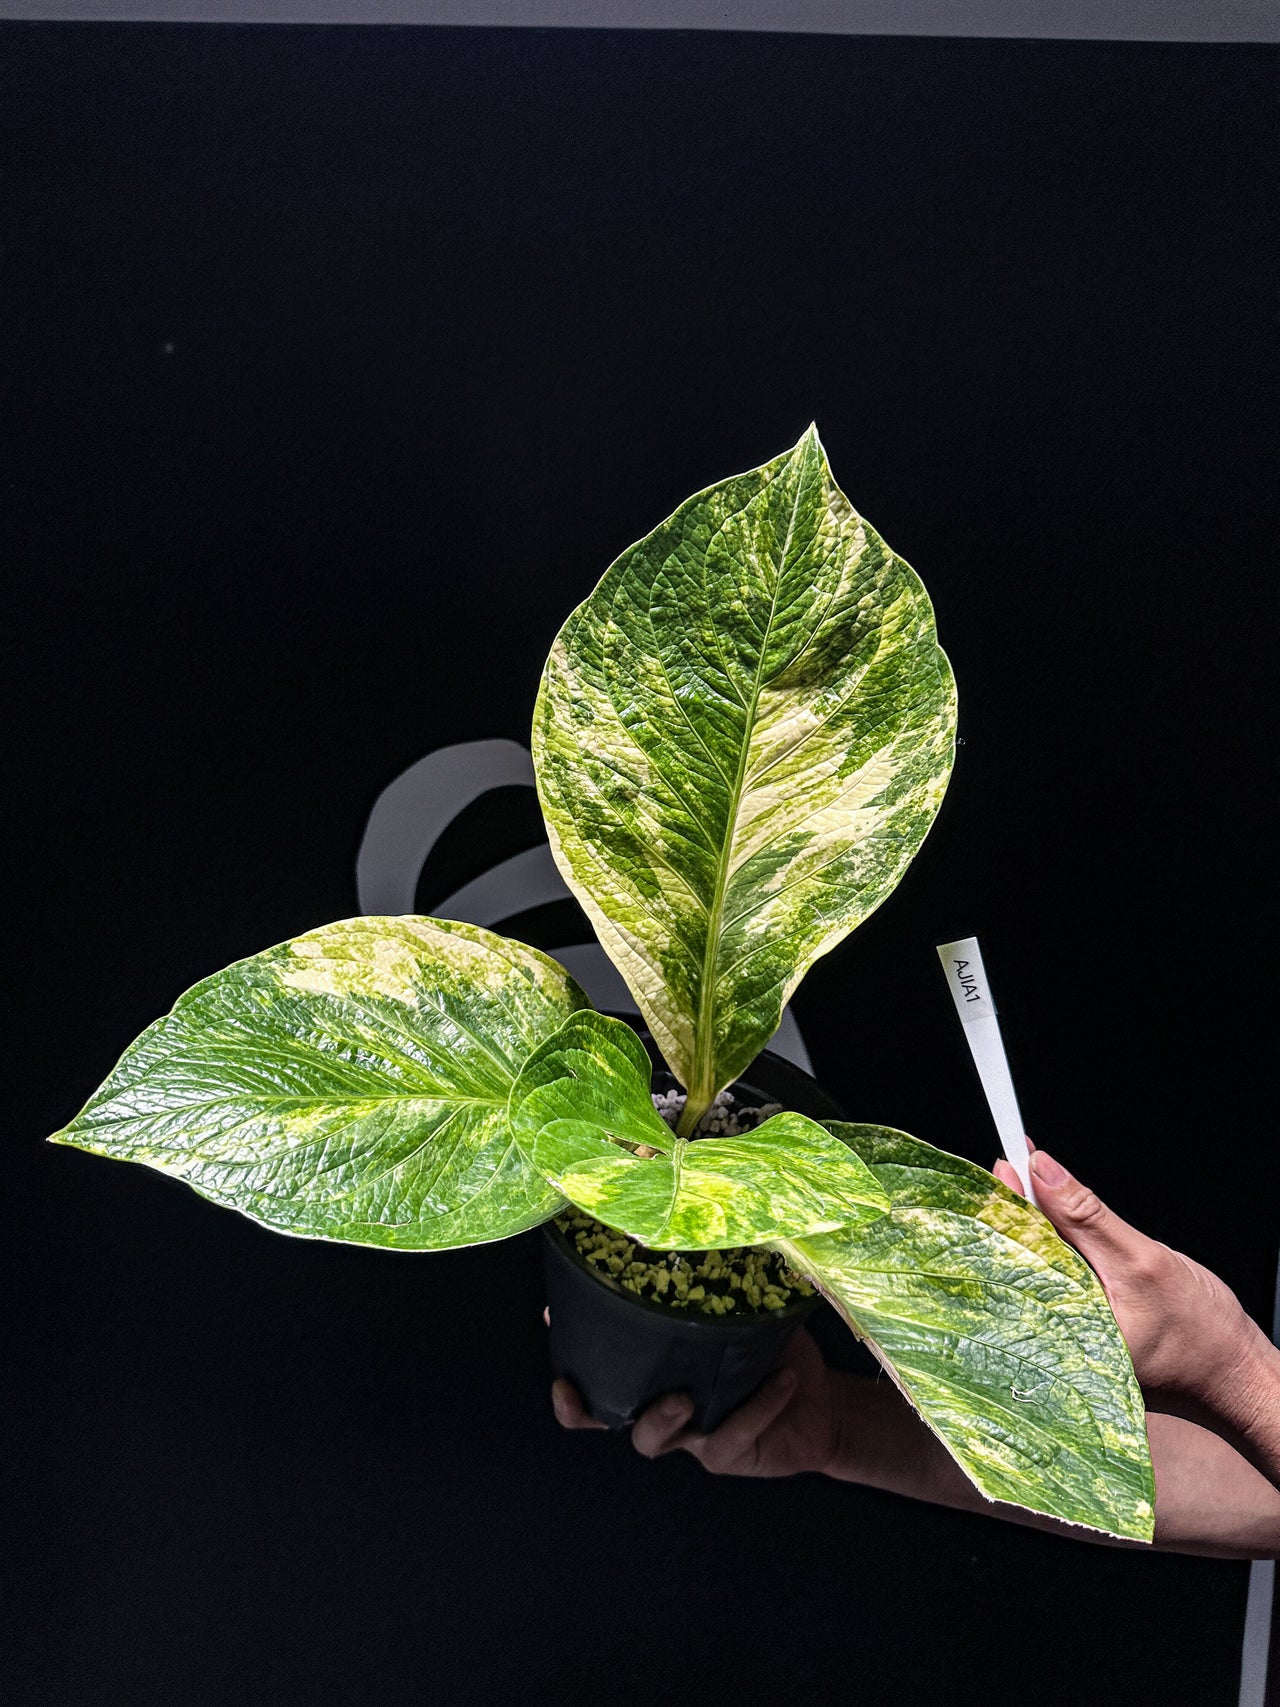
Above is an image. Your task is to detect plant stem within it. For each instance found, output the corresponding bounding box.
[675,1086,711,1138]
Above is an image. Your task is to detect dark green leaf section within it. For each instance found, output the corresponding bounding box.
[509,1013,888,1249]
[533,427,956,1126]
[774,1127,1155,1540]
[50,917,590,1249]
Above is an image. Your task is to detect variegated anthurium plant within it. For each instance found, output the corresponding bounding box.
[51,429,1155,1542]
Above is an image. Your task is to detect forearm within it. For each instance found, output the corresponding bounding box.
[1200,1322,1280,1489]
[1144,1412,1280,1557]
[822,1373,1280,1559]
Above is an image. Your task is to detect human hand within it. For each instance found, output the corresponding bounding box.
[551,1325,842,1478]
[993,1143,1261,1409]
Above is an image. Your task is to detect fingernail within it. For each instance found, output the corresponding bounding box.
[1025,1135,1037,1153]
[1030,1149,1067,1187]
[659,1394,691,1420]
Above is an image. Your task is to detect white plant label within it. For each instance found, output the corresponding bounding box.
[936,937,1038,1207]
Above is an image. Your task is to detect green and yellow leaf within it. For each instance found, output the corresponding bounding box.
[50,917,590,1249]
[774,1126,1155,1541]
[508,1012,889,1248]
[533,427,956,1128]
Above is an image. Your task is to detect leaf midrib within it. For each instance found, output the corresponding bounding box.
[63,1089,508,1135]
[683,454,807,1122]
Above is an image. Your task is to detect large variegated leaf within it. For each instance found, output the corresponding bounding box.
[533,426,956,1130]
[508,1012,888,1248]
[773,1126,1155,1541]
[49,917,590,1249]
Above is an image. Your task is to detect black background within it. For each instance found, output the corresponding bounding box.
[4,22,1276,1706]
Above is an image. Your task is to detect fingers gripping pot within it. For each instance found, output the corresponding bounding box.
[541,1045,845,1432]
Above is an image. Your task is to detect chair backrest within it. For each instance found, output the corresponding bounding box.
[355,737,812,1073]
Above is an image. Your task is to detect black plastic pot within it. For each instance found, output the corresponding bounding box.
[542,1043,847,1433]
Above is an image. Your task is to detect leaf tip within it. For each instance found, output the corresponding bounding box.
[793,421,830,475]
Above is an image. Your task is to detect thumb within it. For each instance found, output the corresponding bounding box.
[1028,1149,1147,1280]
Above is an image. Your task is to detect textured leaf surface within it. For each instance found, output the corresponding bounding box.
[509,1013,888,1248]
[533,427,956,1124]
[774,1126,1155,1540]
[50,917,589,1249]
